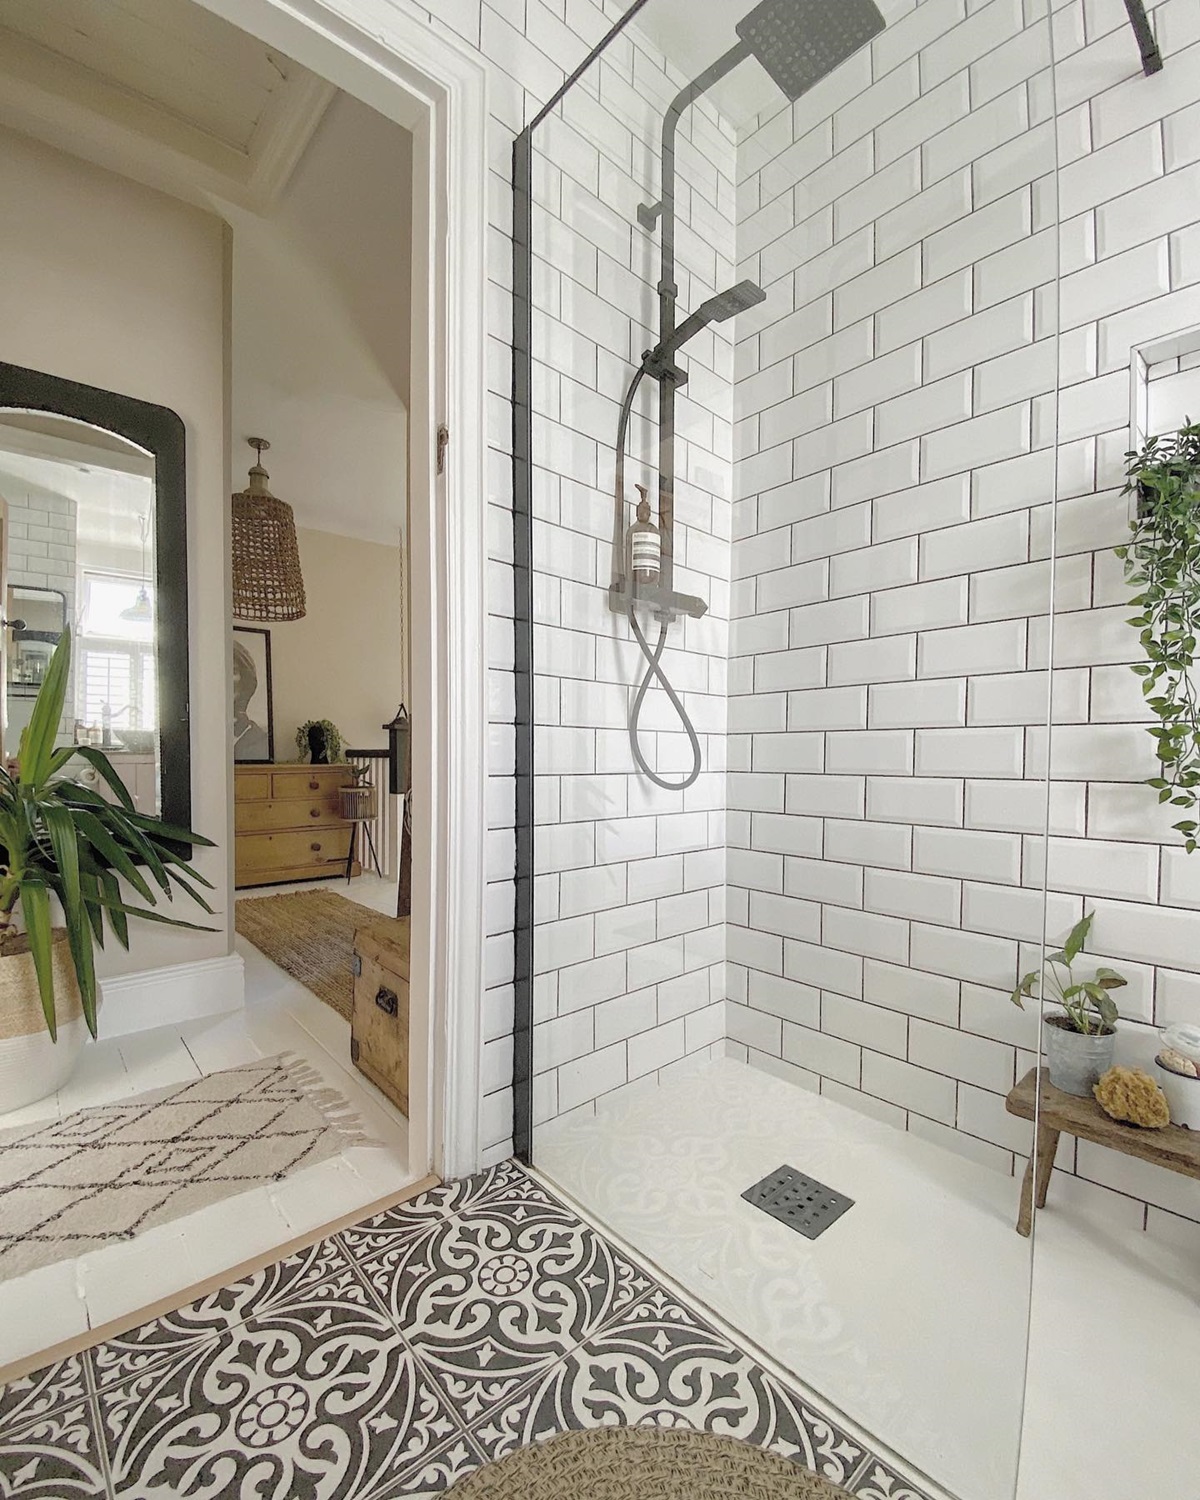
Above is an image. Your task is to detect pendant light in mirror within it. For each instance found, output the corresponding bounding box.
[231,437,307,621]
[120,511,153,623]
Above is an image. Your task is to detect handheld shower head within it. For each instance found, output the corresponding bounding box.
[736,0,887,102]
[701,280,770,323]
[646,279,766,374]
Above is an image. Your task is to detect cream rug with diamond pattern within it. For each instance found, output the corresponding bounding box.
[0,1053,371,1280]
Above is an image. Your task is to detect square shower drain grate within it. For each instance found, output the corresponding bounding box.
[742,1165,854,1240]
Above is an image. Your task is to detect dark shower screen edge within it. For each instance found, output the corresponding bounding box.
[510,0,656,1165]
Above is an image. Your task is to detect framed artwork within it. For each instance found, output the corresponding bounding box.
[232,626,275,763]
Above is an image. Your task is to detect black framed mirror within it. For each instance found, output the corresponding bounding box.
[0,360,190,832]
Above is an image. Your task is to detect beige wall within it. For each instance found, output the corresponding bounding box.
[0,127,231,978]
[266,526,403,756]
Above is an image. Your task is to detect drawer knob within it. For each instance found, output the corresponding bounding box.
[375,987,398,1017]
[310,842,321,852]
[310,808,320,818]
[309,779,319,790]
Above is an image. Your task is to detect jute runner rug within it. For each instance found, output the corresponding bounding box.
[0,1053,370,1281]
[235,889,400,1020]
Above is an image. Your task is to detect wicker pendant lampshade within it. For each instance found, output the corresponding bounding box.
[231,437,307,621]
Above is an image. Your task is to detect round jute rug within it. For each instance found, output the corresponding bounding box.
[447,1426,852,1498]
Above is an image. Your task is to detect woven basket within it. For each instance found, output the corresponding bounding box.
[339,784,378,822]
[0,930,86,1111]
[0,929,81,1042]
[231,489,307,621]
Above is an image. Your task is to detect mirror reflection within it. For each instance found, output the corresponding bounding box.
[0,414,159,814]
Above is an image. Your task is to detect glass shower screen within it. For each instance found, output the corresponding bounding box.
[513,1,1063,1494]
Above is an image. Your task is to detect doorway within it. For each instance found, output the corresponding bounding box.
[0,0,488,1378]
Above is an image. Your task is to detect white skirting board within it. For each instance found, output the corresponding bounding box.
[98,953,246,1038]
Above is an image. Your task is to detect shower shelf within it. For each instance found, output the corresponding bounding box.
[607,581,708,622]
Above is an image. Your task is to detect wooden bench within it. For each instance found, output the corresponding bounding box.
[1005,1067,1200,1236]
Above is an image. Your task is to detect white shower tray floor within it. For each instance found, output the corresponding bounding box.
[535,1054,1200,1500]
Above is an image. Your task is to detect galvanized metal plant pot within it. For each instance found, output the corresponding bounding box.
[1044,1015,1116,1098]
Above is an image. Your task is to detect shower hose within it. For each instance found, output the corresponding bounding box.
[616,366,703,793]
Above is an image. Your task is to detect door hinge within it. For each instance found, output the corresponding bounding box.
[436,424,450,475]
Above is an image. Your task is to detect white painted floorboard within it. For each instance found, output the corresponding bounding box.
[0,876,414,1372]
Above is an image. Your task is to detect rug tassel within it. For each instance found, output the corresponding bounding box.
[276,1051,382,1149]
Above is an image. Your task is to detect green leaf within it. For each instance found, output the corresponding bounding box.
[1093,967,1127,990]
[20,881,58,1041]
[79,870,105,948]
[121,810,216,849]
[71,746,135,813]
[18,629,72,791]
[1093,991,1120,1030]
[47,746,79,777]
[40,805,97,1038]
[87,896,214,934]
[99,869,129,950]
[65,810,155,903]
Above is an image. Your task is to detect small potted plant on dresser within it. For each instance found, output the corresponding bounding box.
[0,629,215,1111]
[1010,913,1128,1097]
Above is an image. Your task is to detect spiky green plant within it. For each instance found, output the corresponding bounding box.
[0,627,214,1040]
[1009,912,1127,1036]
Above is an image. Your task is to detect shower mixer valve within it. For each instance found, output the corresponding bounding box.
[607,578,709,625]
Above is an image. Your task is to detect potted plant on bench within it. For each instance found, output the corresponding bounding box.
[1010,913,1128,1096]
[0,629,215,1111]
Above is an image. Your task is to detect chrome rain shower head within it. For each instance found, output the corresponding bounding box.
[736,0,887,102]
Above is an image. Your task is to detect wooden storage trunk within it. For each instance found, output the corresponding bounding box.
[351,918,410,1116]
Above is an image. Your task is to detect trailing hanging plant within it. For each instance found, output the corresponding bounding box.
[1116,420,1200,852]
[294,719,344,765]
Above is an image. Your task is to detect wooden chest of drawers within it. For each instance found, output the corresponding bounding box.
[234,764,359,888]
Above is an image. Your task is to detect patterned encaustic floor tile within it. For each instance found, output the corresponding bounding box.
[0,1162,936,1500]
[86,1235,355,1393]
[353,1176,653,1425]
[0,1353,89,1433]
[0,1398,109,1498]
[466,1286,866,1487]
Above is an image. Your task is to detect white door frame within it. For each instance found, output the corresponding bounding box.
[199,0,489,1180]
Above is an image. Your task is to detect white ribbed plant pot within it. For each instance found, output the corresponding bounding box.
[0,930,86,1111]
[1044,1015,1116,1097]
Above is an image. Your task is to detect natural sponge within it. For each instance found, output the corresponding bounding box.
[1094,1066,1171,1128]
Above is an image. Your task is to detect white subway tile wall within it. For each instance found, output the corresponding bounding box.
[731,0,1200,1228]
[326,0,1200,1235]
[529,9,735,1134]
